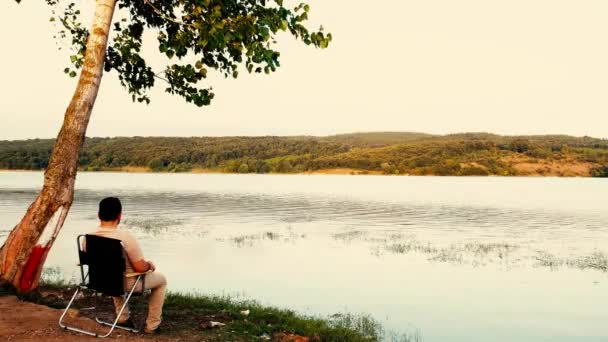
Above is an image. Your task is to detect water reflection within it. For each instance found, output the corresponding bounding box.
[1,172,608,341]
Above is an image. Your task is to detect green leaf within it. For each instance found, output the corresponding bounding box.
[95,0,329,108]
[69,71,77,78]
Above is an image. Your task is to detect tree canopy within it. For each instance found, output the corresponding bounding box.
[42,0,331,106]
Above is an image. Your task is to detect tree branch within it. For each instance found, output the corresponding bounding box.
[142,0,198,29]
[153,72,170,84]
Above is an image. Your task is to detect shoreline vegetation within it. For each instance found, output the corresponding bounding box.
[1,132,607,177]
[0,167,386,176]
[0,278,418,342]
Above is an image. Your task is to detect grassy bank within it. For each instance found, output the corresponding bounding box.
[0,279,417,342]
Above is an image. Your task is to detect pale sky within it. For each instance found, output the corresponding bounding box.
[1,0,607,140]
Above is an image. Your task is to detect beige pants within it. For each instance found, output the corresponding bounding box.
[113,271,167,331]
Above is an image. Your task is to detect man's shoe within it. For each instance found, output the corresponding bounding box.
[143,326,162,334]
[116,318,137,330]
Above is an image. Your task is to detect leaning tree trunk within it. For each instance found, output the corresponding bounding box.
[0,0,117,292]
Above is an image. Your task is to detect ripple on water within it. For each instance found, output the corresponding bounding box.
[47,188,608,238]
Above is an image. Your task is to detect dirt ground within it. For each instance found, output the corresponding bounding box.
[0,294,313,342]
[0,296,179,342]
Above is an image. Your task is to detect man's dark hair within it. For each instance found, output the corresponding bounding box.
[98,197,122,221]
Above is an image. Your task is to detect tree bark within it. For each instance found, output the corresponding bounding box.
[0,0,117,292]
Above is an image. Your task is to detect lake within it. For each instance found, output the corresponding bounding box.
[1,171,607,341]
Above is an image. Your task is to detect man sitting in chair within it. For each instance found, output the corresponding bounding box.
[93,197,167,334]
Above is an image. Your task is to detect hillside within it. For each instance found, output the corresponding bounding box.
[1,132,607,177]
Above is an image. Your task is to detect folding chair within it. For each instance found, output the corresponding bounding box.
[58,234,148,337]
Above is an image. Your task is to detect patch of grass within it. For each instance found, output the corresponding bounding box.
[229,234,261,247]
[428,247,464,264]
[568,252,608,272]
[265,231,281,241]
[462,243,518,257]
[123,216,185,234]
[534,251,608,272]
[38,266,73,290]
[534,252,564,269]
[333,230,368,243]
[161,292,410,341]
[377,239,516,265]
[385,330,423,342]
[372,234,608,273]
[225,229,306,247]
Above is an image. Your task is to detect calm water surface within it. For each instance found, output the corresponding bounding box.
[1,171,607,341]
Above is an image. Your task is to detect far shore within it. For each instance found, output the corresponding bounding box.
[2,133,606,178]
[0,167,385,176]
[0,167,600,177]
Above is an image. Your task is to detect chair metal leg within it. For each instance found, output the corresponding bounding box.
[58,276,142,338]
[95,317,139,333]
[95,275,142,338]
[58,286,98,337]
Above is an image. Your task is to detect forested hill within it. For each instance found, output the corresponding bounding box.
[1,132,607,177]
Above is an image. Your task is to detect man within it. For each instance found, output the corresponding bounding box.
[93,197,167,334]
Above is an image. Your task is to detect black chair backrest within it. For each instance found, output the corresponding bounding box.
[82,234,126,297]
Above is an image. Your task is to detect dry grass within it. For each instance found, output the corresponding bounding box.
[302,168,383,175]
[502,155,597,177]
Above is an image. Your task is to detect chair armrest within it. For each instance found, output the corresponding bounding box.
[125,271,152,278]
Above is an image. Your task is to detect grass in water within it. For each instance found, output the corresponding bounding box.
[568,252,608,272]
[375,238,518,266]
[123,216,185,235]
[534,252,564,269]
[535,251,608,272]
[332,231,368,243]
[224,229,306,247]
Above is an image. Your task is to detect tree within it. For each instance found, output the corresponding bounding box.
[0,0,330,292]
[238,163,249,173]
